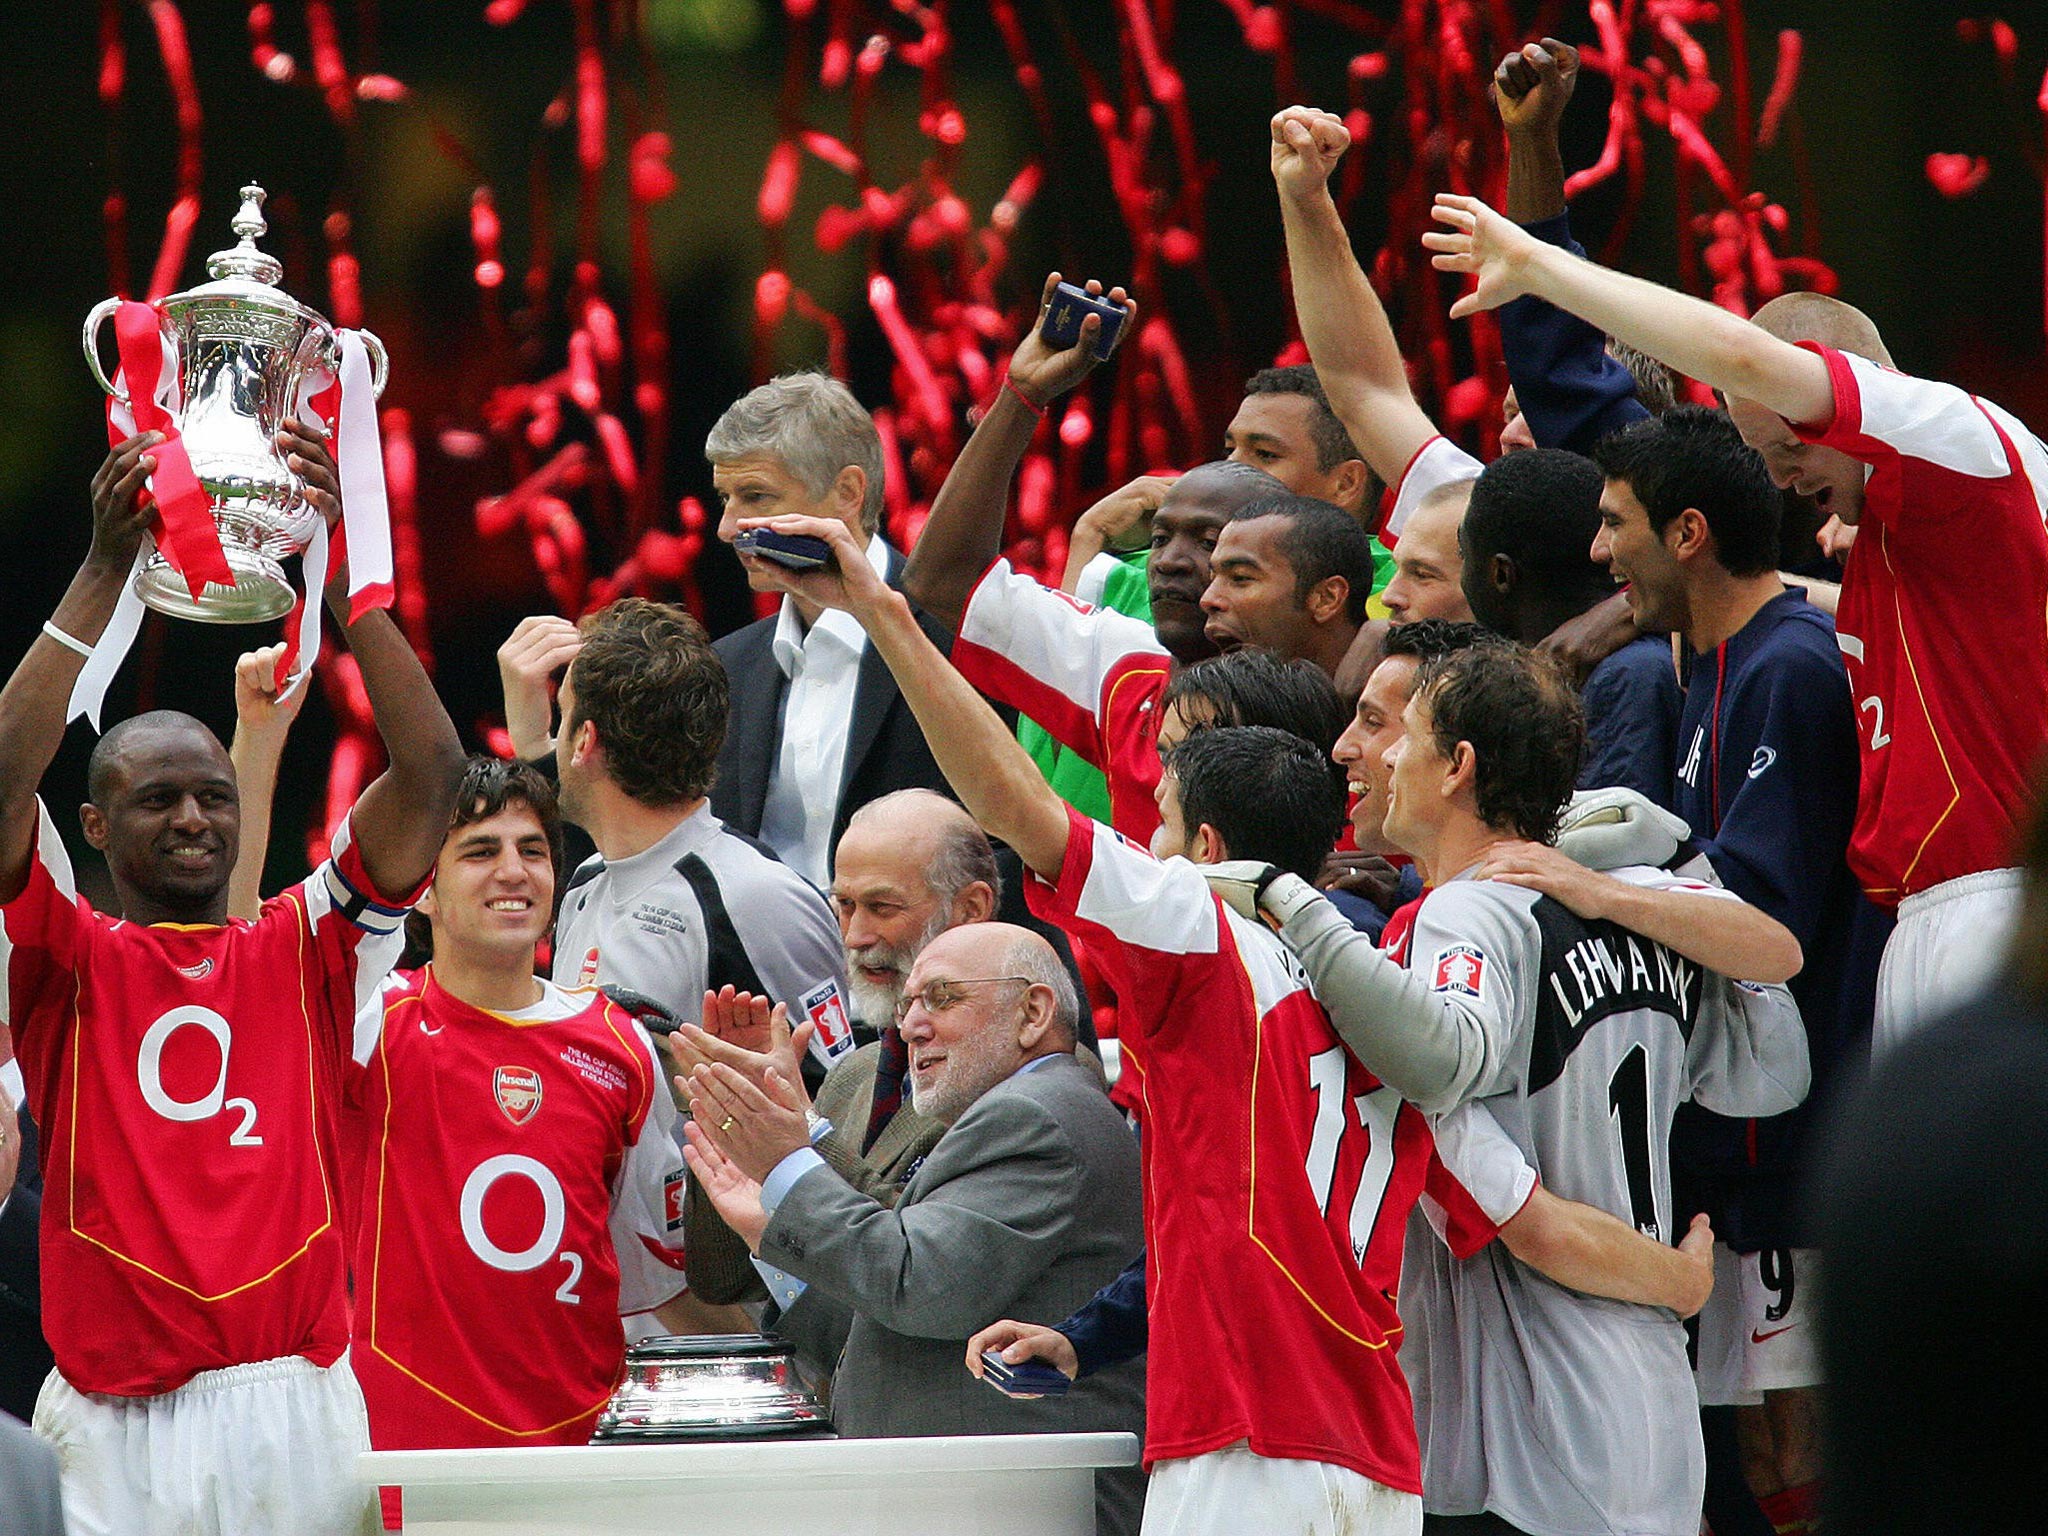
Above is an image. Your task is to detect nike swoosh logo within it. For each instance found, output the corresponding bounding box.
[1750,1325,1796,1344]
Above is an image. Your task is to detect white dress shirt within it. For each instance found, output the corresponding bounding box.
[758,533,892,889]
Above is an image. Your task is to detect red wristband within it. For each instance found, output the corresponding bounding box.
[1002,373,1046,416]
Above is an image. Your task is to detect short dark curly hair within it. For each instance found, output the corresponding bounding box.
[402,755,565,965]
[1413,644,1583,843]
[1164,725,1346,884]
[451,754,565,874]
[566,598,729,807]
[1161,648,1346,760]
[1243,365,1362,473]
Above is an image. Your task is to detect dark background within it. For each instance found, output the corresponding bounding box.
[2,0,2041,898]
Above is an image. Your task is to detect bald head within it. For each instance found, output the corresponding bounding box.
[79,710,239,922]
[833,790,1001,1027]
[842,790,996,903]
[897,922,1077,1121]
[88,711,231,808]
[1750,293,1893,368]
[1165,458,1290,519]
[910,922,1079,1046]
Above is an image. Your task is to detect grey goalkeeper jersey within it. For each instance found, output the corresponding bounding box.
[551,803,850,1059]
[1400,871,1808,1536]
[1274,865,1808,1536]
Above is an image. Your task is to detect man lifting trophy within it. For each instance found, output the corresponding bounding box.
[71,183,398,725]
[0,184,463,1535]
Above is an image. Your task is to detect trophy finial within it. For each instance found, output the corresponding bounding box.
[206,181,284,287]
[231,184,269,245]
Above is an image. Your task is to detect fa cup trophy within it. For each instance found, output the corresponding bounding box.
[82,184,388,623]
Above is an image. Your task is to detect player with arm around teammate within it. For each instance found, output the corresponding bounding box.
[1213,644,1809,1535]
[737,507,1449,1535]
[0,425,464,1536]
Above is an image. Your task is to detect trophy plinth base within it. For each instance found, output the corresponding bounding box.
[135,544,296,624]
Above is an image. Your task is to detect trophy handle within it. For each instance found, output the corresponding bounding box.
[356,328,390,400]
[82,299,130,405]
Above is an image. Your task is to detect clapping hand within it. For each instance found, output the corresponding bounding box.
[666,987,816,1115]
[680,1121,769,1252]
[685,1060,811,1183]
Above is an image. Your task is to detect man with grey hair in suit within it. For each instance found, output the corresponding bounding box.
[675,789,1000,1313]
[684,919,1147,1536]
[704,372,951,891]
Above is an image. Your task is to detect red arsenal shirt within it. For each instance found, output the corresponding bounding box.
[0,802,412,1397]
[347,971,686,1449]
[1029,807,1432,1493]
[1795,343,2048,905]
[952,558,1173,847]
[953,558,1172,1111]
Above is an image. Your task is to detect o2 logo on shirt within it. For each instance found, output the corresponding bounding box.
[459,1154,584,1304]
[136,1006,263,1147]
[1432,945,1487,998]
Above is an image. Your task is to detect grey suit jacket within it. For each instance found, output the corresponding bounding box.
[0,1414,63,1536]
[760,1051,1147,1536]
[683,1040,947,1316]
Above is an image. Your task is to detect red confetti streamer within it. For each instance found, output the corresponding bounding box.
[1926,153,1993,199]
[303,2,355,125]
[1756,30,1802,149]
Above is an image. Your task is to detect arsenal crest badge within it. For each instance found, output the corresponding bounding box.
[493,1066,544,1126]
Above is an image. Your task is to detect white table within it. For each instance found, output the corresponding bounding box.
[362,1431,1141,1535]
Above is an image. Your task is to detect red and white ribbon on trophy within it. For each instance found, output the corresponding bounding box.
[68,299,397,728]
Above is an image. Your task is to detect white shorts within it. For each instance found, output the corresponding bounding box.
[1874,868,2022,1055]
[1693,1245,1822,1406]
[1143,1441,1422,1536]
[34,1352,375,1536]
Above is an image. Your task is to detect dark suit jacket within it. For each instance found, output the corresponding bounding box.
[0,1107,50,1424]
[760,1052,1147,1536]
[711,544,956,866]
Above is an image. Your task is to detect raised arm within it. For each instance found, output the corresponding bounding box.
[737,513,1073,880]
[0,433,161,903]
[1271,107,1440,489]
[1425,195,1836,426]
[901,273,1132,633]
[287,420,466,897]
[1493,40,1653,456]
[225,643,307,920]
[1497,39,1573,224]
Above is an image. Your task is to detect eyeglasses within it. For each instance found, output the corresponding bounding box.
[891,975,1033,1026]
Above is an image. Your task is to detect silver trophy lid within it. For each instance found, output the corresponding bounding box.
[203,184,286,288]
